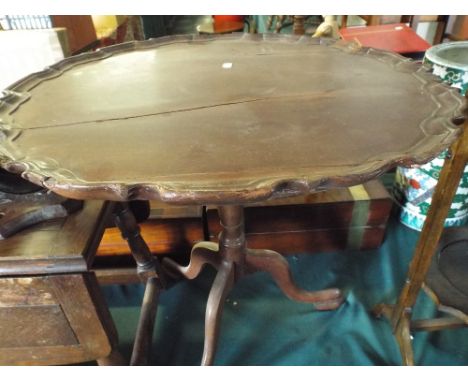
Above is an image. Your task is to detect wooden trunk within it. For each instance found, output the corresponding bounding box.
[206,180,392,255]
[96,204,204,258]
[95,180,392,263]
[0,201,120,365]
[0,273,116,365]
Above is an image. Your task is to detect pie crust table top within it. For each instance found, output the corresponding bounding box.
[0,34,465,204]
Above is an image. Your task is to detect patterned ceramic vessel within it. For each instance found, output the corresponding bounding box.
[425,41,468,94]
[394,41,468,231]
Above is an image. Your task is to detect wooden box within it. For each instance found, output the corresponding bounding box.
[206,180,392,255]
[94,204,205,283]
[95,180,391,277]
[0,201,120,365]
[97,204,204,258]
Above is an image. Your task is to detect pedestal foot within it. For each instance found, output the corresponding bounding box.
[201,260,235,366]
[245,248,343,310]
[163,241,220,279]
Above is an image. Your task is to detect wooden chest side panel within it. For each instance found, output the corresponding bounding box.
[367,199,393,226]
[361,226,388,250]
[242,226,387,255]
[207,180,391,234]
[0,273,114,365]
[0,306,78,348]
[97,218,204,257]
[0,201,108,276]
[0,277,56,307]
[1,346,87,366]
[209,203,355,234]
[49,273,115,357]
[95,180,391,259]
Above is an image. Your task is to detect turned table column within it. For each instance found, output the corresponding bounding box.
[164,204,343,365]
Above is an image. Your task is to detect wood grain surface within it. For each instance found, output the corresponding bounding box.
[0,34,464,204]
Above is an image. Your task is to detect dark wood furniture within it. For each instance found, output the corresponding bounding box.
[206,180,393,254]
[98,203,204,258]
[0,33,464,365]
[96,180,391,268]
[0,200,124,365]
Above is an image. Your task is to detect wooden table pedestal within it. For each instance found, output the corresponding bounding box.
[163,204,343,365]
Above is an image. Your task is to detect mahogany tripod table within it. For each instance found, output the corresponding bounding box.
[0,34,465,365]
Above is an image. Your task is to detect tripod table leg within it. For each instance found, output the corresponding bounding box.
[245,248,343,310]
[201,260,235,366]
[163,241,220,280]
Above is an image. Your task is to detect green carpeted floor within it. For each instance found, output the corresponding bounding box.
[101,215,468,366]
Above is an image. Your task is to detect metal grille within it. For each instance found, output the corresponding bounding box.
[0,15,52,30]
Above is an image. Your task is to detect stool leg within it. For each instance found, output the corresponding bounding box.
[131,277,161,366]
[372,303,413,365]
[113,202,166,366]
[390,127,468,331]
[395,313,414,366]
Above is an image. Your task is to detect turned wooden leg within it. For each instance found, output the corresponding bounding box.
[163,241,220,279]
[201,260,235,366]
[293,16,306,35]
[113,202,165,285]
[245,248,343,310]
[113,202,165,366]
[130,277,161,366]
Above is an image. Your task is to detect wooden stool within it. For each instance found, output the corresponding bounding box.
[374,116,468,365]
[0,200,125,365]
